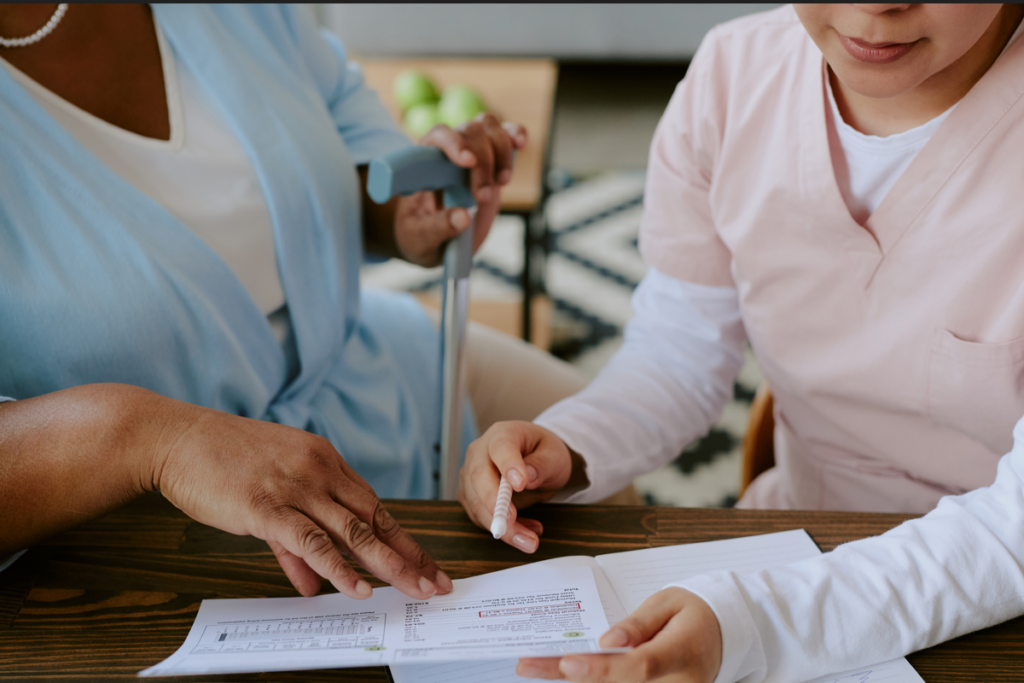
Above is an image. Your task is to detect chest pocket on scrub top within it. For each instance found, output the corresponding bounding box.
[927,328,1024,456]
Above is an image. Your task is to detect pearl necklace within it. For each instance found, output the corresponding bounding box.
[0,4,69,49]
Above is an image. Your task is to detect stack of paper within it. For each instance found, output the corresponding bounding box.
[141,530,924,683]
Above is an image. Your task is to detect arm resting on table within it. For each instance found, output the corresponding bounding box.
[0,384,170,555]
[675,418,1024,683]
[0,384,454,600]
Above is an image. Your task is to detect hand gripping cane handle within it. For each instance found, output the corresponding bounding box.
[367,147,475,500]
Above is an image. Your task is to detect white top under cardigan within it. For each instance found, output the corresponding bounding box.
[0,24,287,327]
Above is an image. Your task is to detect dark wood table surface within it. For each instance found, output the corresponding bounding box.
[2,495,1021,681]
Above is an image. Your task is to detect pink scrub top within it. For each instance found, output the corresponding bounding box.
[641,6,1024,512]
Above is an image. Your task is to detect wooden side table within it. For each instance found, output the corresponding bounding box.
[359,58,558,343]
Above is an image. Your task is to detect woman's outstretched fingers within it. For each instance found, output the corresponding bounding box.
[149,406,448,602]
[367,501,454,594]
[271,510,373,599]
[269,540,321,597]
[309,500,438,600]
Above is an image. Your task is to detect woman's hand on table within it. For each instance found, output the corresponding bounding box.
[388,114,527,267]
[150,396,452,601]
[516,587,723,683]
[458,420,586,553]
[0,384,450,601]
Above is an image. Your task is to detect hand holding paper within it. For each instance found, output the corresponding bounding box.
[517,586,722,682]
[391,531,926,683]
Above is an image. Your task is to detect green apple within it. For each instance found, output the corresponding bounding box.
[438,85,486,128]
[404,103,441,139]
[393,71,439,112]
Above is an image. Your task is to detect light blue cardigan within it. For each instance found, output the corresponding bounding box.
[0,5,475,499]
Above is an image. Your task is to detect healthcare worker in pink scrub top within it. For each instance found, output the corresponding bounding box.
[461,4,1024,683]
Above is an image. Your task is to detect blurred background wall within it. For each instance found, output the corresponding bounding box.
[317,4,776,61]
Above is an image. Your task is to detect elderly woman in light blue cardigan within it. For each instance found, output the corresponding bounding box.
[0,4,578,600]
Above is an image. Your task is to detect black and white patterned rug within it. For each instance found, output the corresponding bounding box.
[362,172,761,507]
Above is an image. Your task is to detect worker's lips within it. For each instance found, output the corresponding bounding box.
[838,34,918,64]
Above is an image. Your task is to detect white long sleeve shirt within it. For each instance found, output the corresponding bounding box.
[536,269,746,503]
[675,421,1024,683]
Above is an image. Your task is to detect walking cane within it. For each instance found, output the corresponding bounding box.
[367,146,475,501]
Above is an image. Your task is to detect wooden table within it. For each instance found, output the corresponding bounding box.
[359,58,559,342]
[2,496,1022,681]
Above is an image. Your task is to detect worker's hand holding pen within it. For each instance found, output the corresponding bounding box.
[458,420,588,552]
[460,421,724,683]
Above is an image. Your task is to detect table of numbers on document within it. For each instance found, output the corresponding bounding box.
[191,613,387,655]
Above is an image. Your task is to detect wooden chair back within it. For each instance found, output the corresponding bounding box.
[740,384,775,497]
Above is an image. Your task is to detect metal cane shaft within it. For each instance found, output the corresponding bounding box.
[365,146,477,501]
[438,215,474,501]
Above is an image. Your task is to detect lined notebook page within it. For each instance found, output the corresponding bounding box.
[596,529,821,613]
[595,530,923,683]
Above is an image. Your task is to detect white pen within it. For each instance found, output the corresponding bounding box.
[490,475,513,539]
